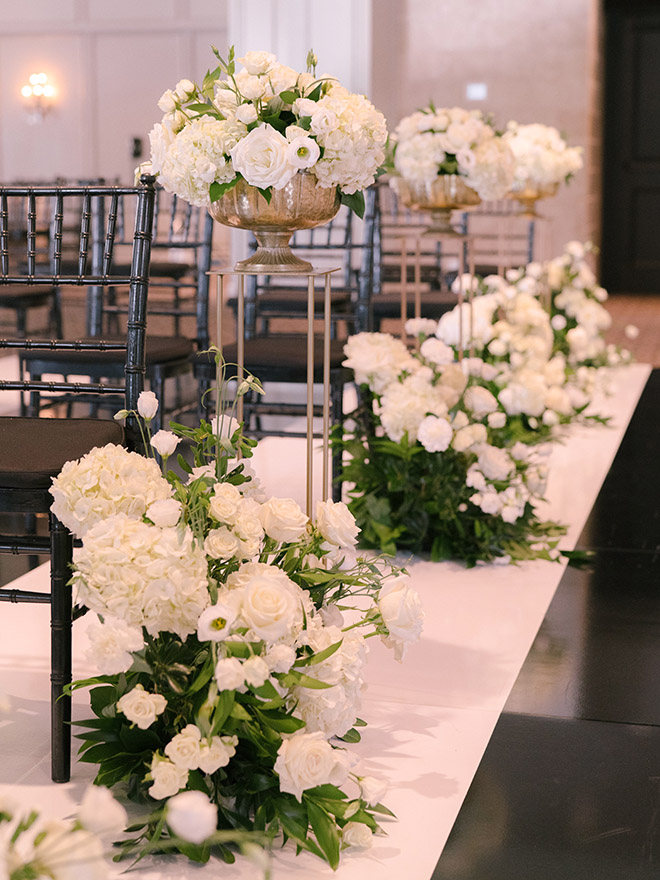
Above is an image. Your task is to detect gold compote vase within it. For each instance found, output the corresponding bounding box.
[209,171,341,273]
[391,174,482,236]
[508,180,559,218]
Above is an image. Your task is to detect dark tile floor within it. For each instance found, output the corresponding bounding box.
[433,369,660,878]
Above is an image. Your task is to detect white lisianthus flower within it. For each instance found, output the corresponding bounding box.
[286,136,320,170]
[230,124,297,190]
[174,78,195,100]
[358,775,388,807]
[78,785,128,836]
[342,821,373,849]
[32,822,107,880]
[198,734,238,774]
[146,498,182,528]
[117,684,167,730]
[316,499,359,548]
[164,724,202,769]
[243,655,270,688]
[235,102,258,125]
[214,656,246,691]
[319,603,344,629]
[150,430,179,458]
[274,731,352,802]
[237,50,276,75]
[84,616,144,675]
[167,790,218,844]
[137,390,159,420]
[149,755,189,800]
[378,577,424,661]
[417,415,453,452]
[197,600,238,642]
[260,497,308,543]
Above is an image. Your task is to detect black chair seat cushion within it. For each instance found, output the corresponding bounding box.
[0,285,57,306]
[238,288,353,313]
[21,335,193,371]
[0,416,123,489]
[195,335,347,383]
[55,259,192,281]
[372,290,456,320]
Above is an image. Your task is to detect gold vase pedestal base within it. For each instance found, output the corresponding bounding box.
[422,209,467,237]
[234,230,313,274]
[509,181,559,219]
[391,175,481,236]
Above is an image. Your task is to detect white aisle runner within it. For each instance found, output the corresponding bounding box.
[0,364,651,880]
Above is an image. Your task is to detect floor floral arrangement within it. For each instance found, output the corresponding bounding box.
[336,242,633,566]
[48,380,424,872]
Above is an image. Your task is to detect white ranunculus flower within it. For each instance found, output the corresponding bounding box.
[167,790,217,844]
[215,656,245,691]
[164,724,202,769]
[78,785,128,836]
[316,499,359,548]
[149,755,189,800]
[342,821,373,849]
[150,430,179,458]
[117,684,167,730]
[260,497,309,543]
[137,390,159,420]
[274,731,351,801]
[378,577,424,660]
[230,124,297,190]
[198,734,238,774]
[84,616,144,675]
[146,498,182,528]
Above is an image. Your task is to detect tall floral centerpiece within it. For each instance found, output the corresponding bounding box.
[337,332,564,565]
[502,122,583,216]
[389,106,515,233]
[50,382,423,870]
[148,47,387,271]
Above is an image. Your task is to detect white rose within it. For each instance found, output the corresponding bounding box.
[164,724,202,769]
[146,498,182,528]
[378,577,424,660]
[241,568,302,642]
[237,50,276,75]
[149,755,189,800]
[137,390,159,420]
[316,500,359,548]
[243,655,270,688]
[150,430,179,458]
[167,790,217,844]
[274,731,351,801]
[230,124,297,190]
[342,821,373,849]
[78,785,128,836]
[204,526,240,559]
[235,102,258,125]
[197,600,238,642]
[157,89,177,113]
[214,656,246,691]
[260,497,309,543]
[286,136,320,170]
[198,734,238,774]
[209,482,242,523]
[174,78,195,100]
[117,684,167,730]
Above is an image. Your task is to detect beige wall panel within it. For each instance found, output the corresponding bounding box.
[89,0,177,22]
[0,0,77,25]
[1,35,88,182]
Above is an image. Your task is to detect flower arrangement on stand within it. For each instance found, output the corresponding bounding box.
[389,105,516,202]
[50,375,423,871]
[502,121,583,211]
[337,332,564,566]
[148,46,386,218]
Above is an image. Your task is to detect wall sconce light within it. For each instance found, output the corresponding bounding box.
[21,72,56,123]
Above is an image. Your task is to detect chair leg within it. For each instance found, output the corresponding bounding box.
[331,374,345,504]
[50,513,73,783]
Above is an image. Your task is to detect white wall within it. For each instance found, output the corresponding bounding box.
[0,0,228,183]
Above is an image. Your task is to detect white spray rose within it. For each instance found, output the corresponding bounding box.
[316,499,359,548]
[260,497,309,543]
[117,684,167,730]
[167,790,217,844]
[164,724,202,769]
[342,821,373,849]
[378,577,424,660]
[274,731,351,801]
[198,734,238,774]
[137,390,159,420]
[149,755,189,800]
